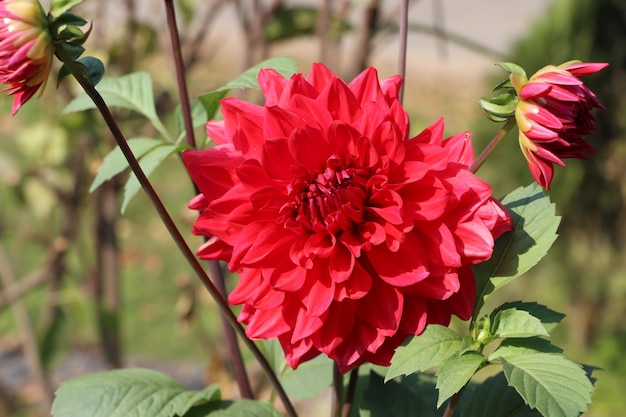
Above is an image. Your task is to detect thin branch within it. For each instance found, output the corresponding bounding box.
[54,45,298,417]
[469,117,516,174]
[164,0,196,149]
[342,368,359,417]
[331,363,343,417]
[398,0,409,102]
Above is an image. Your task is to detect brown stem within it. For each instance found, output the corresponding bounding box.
[442,386,466,417]
[164,0,253,398]
[54,45,298,417]
[331,363,343,417]
[469,118,516,174]
[342,368,359,417]
[397,0,409,103]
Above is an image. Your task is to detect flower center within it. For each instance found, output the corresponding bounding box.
[283,156,369,235]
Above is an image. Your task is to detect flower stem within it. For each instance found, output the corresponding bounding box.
[469,117,516,174]
[332,363,343,417]
[442,386,466,417]
[163,0,253,400]
[54,45,298,417]
[397,0,409,103]
[342,368,359,417]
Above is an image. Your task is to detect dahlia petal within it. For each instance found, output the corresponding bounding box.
[289,125,330,172]
[291,308,326,343]
[413,117,445,145]
[526,122,559,141]
[306,62,338,91]
[519,82,552,99]
[380,75,403,103]
[195,236,232,261]
[280,334,319,369]
[524,106,564,130]
[245,306,291,339]
[366,235,430,286]
[318,77,361,122]
[336,260,372,301]
[258,68,288,106]
[329,242,355,283]
[443,131,474,167]
[563,62,608,77]
[399,296,428,334]
[356,281,402,336]
[264,105,307,138]
[299,263,335,316]
[182,146,244,201]
[348,67,386,104]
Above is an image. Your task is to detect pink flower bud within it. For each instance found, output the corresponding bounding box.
[511,61,608,189]
[0,0,53,115]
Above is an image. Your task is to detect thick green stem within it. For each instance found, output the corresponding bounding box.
[54,45,298,417]
[469,117,516,174]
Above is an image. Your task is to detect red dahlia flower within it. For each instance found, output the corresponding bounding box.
[183,63,512,372]
[0,0,53,115]
[510,61,607,189]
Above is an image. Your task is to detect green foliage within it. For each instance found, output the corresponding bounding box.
[121,143,187,213]
[183,399,283,417]
[197,56,298,122]
[479,93,516,122]
[360,371,440,417]
[49,0,87,18]
[501,354,594,417]
[51,368,221,417]
[264,7,318,42]
[473,183,561,316]
[435,352,485,408]
[460,372,540,417]
[490,309,549,339]
[63,72,171,140]
[490,302,565,333]
[279,355,333,401]
[386,325,462,380]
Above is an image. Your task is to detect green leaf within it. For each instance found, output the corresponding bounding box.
[183,399,283,417]
[460,372,541,417]
[89,138,167,193]
[256,340,286,375]
[77,57,105,86]
[196,56,298,124]
[50,0,86,17]
[502,353,594,417]
[175,100,208,143]
[479,93,517,121]
[491,302,565,333]
[279,355,333,401]
[497,62,527,78]
[63,72,171,140]
[386,325,462,381]
[436,352,485,408]
[488,338,563,362]
[473,183,561,316]
[360,371,439,417]
[197,90,228,123]
[490,309,550,339]
[220,56,298,91]
[121,143,186,213]
[51,368,221,417]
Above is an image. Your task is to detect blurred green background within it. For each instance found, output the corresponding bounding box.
[0,0,624,416]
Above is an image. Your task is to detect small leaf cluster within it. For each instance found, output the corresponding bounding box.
[51,368,282,417]
[63,57,297,212]
[46,0,104,87]
[384,185,594,417]
[479,62,527,122]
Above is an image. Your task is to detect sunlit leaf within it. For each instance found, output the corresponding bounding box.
[502,353,593,417]
[51,368,220,417]
[63,72,171,140]
[491,301,565,333]
[473,184,561,316]
[89,138,167,193]
[387,325,462,381]
[436,352,485,408]
[121,143,187,213]
[490,309,549,339]
[488,338,563,363]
